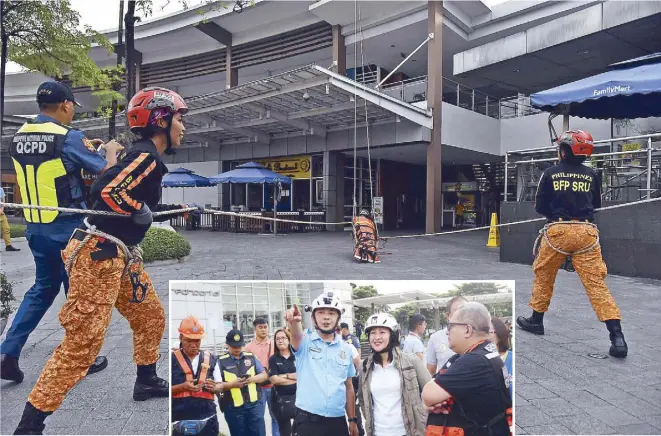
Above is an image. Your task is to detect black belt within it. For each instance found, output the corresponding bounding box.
[295,409,345,423]
[71,229,119,261]
[549,218,592,223]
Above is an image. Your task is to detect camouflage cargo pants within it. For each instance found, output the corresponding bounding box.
[530,222,621,322]
[28,234,165,412]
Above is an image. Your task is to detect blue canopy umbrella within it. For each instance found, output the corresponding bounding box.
[530,53,661,119]
[210,161,292,184]
[162,167,215,187]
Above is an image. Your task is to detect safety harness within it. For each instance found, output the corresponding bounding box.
[64,217,149,303]
[533,220,600,272]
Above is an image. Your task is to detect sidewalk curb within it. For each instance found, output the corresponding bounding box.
[146,256,189,267]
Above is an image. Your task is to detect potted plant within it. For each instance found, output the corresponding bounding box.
[1,273,16,335]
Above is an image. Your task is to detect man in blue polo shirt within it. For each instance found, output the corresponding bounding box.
[285,291,358,436]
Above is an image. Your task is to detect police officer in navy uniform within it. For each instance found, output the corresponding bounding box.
[171,316,222,436]
[517,129,627,358]
[218,329,269,436]
[1,81,123,383]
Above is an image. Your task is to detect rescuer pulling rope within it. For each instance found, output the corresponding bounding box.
[13,87,203,435]
[517,129,628,359]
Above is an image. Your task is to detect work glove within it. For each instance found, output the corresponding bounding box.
[132,203,153,226]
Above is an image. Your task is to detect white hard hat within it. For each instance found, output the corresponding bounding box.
[309,291,344,315]
[365,313,399,336]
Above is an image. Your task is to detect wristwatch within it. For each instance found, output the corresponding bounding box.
[348,417,358,423]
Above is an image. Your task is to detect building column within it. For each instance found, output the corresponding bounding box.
[426,0,443,234]
[323,151,345,231]
[226,45,238,88]
[332,25,346,75]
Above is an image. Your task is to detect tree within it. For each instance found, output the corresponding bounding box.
[1,0,122,141]
[351,284,380,325]
[448,282,509,296]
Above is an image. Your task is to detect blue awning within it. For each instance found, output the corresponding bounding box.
[210,162,292,184]
[530,54,661,119]
[162,167,215,187]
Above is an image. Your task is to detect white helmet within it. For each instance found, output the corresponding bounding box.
[365,313,399,336]
[307,291,345,315]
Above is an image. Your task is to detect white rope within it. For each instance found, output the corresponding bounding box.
[383,196,661,240]
[357,2,374,205]
[0,202,196,217]
[208,210,352,226]
[352,0,358,222]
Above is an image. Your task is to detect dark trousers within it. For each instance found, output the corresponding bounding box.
[224,402,266,436]
[1,218,80,357]
[276,417,293,436]
[294,409,348,436]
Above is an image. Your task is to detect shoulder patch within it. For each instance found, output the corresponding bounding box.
[218,353,230,359]
[82,137,97,153]
[243,351,254,356]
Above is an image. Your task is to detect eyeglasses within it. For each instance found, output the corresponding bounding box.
[447,322,471,330]
[275,337,289,342]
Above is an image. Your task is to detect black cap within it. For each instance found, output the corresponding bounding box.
[36,81,81,107]
[225,329,245,347]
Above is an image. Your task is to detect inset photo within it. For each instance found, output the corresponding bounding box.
[169,280,513,436]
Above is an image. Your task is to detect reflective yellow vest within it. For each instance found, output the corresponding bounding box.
[9,120,80,223]
[218,351,261,408]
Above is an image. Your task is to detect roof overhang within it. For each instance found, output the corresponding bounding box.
[2,64,432,146]
[354,291,513,308]
[452,2,661,96]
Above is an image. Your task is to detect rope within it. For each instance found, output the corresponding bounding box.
[352,0,358,223]
[208,210,352,226]
[382,196,661,240]
[357,3,374,204]
[0,202,197,217]
[532,221,600,258]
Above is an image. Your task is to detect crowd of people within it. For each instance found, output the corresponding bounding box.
[171,292,513,436]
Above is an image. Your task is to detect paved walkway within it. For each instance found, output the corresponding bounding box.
[2,228,660,435]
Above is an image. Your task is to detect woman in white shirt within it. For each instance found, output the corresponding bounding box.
[359,313,430,436]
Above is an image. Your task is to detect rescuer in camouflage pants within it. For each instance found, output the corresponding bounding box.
[517,129,627,359]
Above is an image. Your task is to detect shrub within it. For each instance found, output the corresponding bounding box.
[140,227,191,263]
[9,224,26,238]
[1,273,16,319]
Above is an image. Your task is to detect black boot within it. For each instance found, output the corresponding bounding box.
[133,363,169,401]
[516,311,545,335]
[5,245,20,252]
[86,356,108,375]
[1,354,24,383]
[605,319,628,358]
[13,402,52,435]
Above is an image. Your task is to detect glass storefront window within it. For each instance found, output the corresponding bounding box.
[231,183,246,206]
[312,155,323,178]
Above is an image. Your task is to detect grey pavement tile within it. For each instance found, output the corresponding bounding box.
[559,414,615,435]
[77,418,127,435]
[583,383,635,401]
[634,390,661,408]
[610,423,661,435]
[583,405,646,427]
[522,424,576,435]
[121,411,168,435]
[528,397,576,417]
[560,390,613,409]
[534,378,585,396]
[46,426,83,435]
[515,394,531,408]
[515,425,528,435]
[614,397,661,419]
[517,383,559,401]
[515,406,557,427]
[644,415,661,428]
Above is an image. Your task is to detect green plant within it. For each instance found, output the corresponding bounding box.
[140,227,191,263]
[1,272,16,319]
[9,223,25,238]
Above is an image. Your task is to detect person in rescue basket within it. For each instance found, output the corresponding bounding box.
[422,302,512,436]
[218,329,269,436]
[1,81,123,384]
[517,129,628,358]
[268,328,297,436]
[171,316,222,436]
[353,209,381,263]
[359,312,430,436]
[13,87,202,435]
[284,291,359,436]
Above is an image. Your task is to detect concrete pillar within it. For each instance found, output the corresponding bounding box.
[323,151,345,231]
[226,45,238,88]
[426,0,443,234]
[332,25,346,75]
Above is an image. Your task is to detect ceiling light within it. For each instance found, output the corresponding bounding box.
[391,44,396,48]
[578,49,590,55]
[512,69,520,73]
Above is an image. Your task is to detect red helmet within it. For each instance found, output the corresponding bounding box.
[557,130,594,157]
[127,87,188,133]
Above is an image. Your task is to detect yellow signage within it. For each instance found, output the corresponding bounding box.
[621,142,640,152]
[255,155,311,179]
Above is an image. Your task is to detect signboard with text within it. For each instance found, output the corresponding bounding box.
[373,197,383,224]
